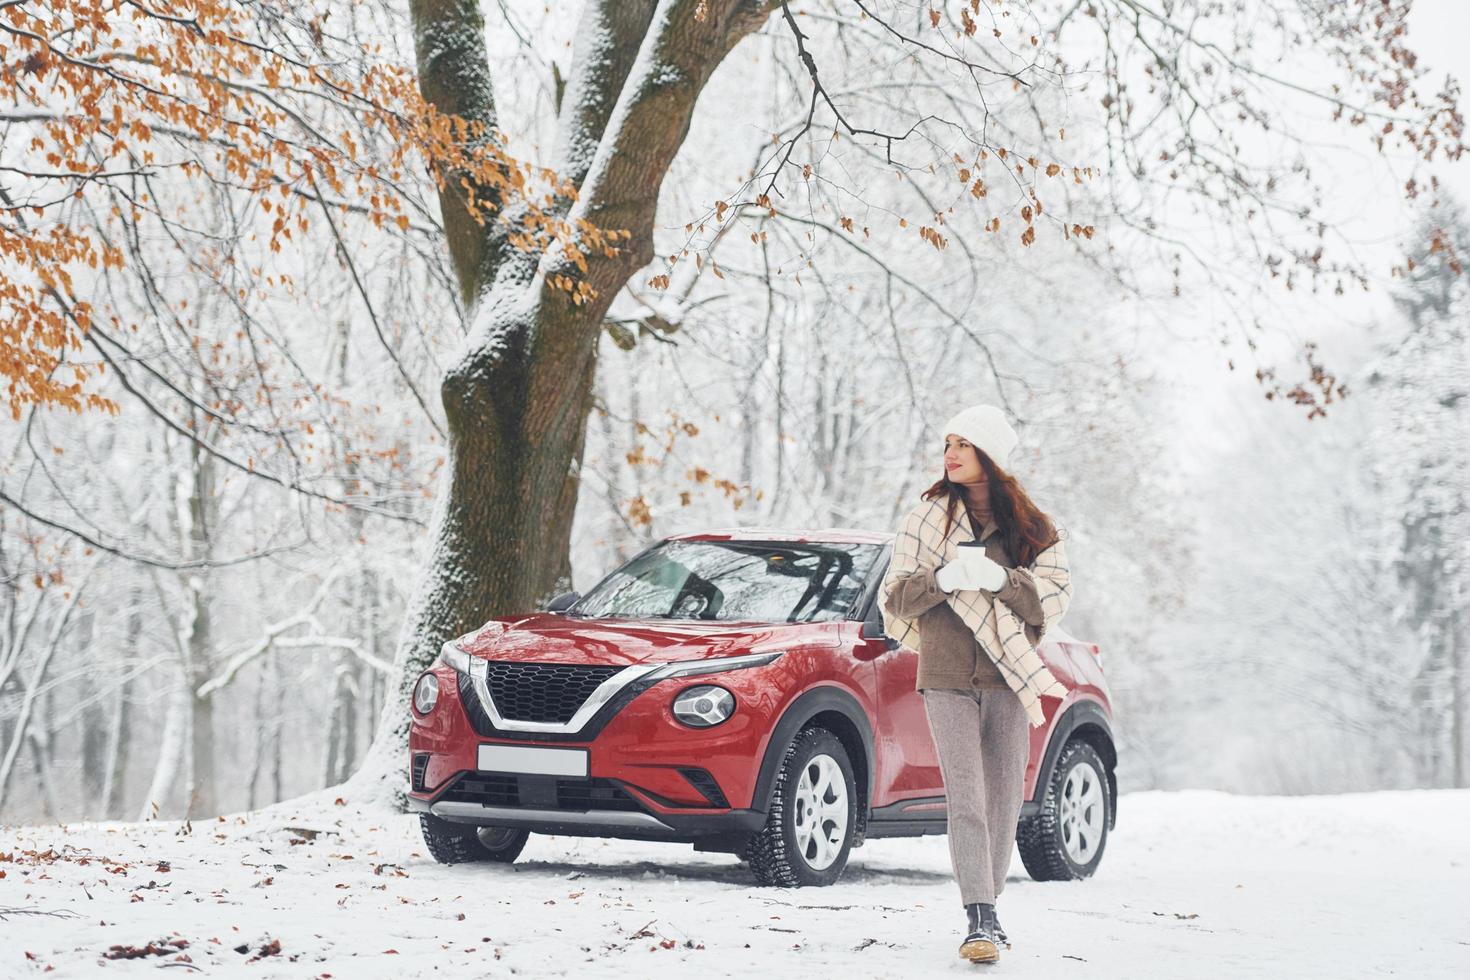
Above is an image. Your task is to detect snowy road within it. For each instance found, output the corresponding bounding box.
[3,788,1468,978]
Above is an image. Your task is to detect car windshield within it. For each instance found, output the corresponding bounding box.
[569,539,884,624]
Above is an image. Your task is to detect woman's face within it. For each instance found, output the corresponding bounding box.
[943,434,984,485]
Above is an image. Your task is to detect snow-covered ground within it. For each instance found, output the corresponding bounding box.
[3,788,1468,978]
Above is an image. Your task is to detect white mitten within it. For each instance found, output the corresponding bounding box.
[935,559,983,592]
[976,552,1011,590]
[935,549,1010,593]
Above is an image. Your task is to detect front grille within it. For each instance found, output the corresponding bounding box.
[555,777,642,812]
[482,661,622,723]
[439,773,520,807]
[455,669,661,743]
[436,773,639,812]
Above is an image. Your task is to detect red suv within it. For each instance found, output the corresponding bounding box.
[407,528,1117,887]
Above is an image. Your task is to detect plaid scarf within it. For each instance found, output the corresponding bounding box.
[880,495,1072,727]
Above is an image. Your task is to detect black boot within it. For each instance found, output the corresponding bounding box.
[959,902,1000,963]
[983,904,1009,948]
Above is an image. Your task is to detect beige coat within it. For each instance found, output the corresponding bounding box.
[879,495,1072,727]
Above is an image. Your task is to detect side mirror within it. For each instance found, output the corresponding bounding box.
[859,614,899,649]
[544,590,581,613]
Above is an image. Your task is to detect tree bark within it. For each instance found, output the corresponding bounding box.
[1453,607,1465,788]
[184,436,218,819]
[139,661,188,820]
[28,729,60,822]
[101,591,141,819]
[77,610,107,817]
[101,671,132,819]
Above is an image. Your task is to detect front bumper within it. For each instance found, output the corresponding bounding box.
[406,790,765,843]
[407,658,793,842]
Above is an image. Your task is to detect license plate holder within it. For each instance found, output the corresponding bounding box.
[476,744,589,778]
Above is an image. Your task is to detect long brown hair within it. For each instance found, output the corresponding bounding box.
[922,450,1059,568]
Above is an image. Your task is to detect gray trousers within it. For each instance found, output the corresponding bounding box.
[921,687,1030,906]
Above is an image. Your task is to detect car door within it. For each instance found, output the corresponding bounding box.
[854,556,945,807]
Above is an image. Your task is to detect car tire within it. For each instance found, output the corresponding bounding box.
[1016,739,1110,881]
[742,727,857,887]
[474,825,531,863]
[419,814,529,865]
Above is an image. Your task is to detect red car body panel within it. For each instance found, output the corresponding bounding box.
[854,621,1110,806]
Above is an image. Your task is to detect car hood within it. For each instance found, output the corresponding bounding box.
[454,613,840,667]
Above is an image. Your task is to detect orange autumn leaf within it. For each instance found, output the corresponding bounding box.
[0,0,613,420]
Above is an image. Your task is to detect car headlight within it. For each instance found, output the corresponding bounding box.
[437,639,472,674]
[412,672,440,715]
[672,685,735,727]
[646,650,784,681]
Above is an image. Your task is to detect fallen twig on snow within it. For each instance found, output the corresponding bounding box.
[853,938,900,951]
[0,905,81,921]
[760,897,912,914]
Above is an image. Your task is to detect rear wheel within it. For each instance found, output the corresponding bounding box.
[742,727,856,887]
[1016,739,1110,881]
[419,814,529,865]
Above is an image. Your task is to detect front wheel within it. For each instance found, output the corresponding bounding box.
[1016,739,1110,880]
[742,727,857,887]
[420,814,529,865]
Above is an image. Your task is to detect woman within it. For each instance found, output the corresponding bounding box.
[879,404,1072,964]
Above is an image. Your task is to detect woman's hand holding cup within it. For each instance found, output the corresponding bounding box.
[935,545,1009,593]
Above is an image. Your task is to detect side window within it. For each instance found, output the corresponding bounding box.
[857,550,893,627]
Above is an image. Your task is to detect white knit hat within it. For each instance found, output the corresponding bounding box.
[938,404,1017,467]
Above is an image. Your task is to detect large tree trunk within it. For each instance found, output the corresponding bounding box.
[76,610,108,817]
[247,649,285,809]
[139,661,188,820]
[1452,608,1465,788]
[350,0,771,804]
[102,669,133,820]
[100,590,140,819]
[184,436,218,819]
[28,729,60,822]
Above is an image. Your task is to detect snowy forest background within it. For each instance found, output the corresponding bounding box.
[2,0,1466,826]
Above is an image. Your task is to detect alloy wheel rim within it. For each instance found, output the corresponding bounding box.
[1058,760,1105,865]
[792,753,848,870]
[477,827,520,850]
